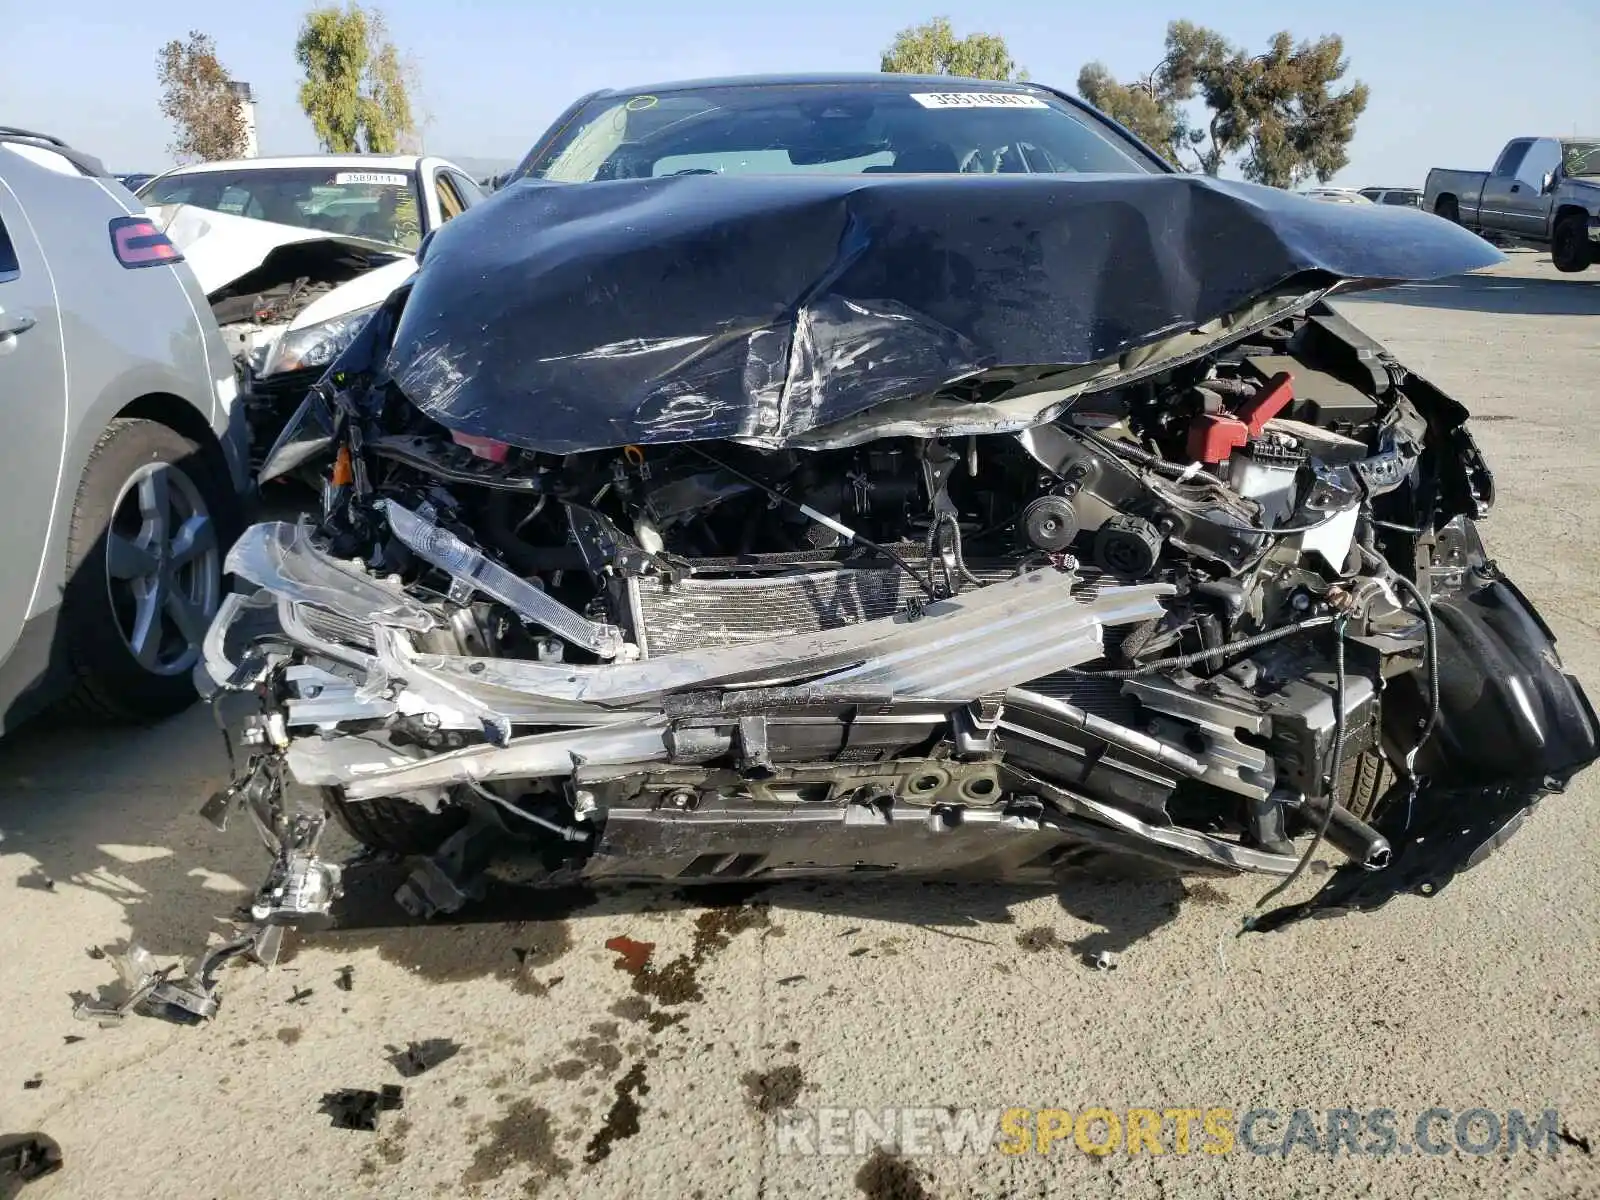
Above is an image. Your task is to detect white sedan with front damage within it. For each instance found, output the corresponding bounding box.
[135,155,488,467]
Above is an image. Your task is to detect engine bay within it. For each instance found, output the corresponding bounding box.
[190,290,1594,953]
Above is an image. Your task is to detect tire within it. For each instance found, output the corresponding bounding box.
[56,418,234,722]
[1551,213,1592,273]
[1434,195,1460,224]
[1340,748,1394,823]
[324,787,468,856]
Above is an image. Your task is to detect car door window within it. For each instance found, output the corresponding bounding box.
[435,171,466,222]
[0,211,18,283]
[1493,141,1531,178]
[449,171,486,206]
[1518,139,1561,187]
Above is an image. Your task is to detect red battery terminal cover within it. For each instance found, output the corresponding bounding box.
[1185,372,1295,464]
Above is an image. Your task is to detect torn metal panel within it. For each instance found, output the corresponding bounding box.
[370,573,1172,712]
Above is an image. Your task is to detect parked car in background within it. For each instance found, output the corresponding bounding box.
[134,155,488,463]
[1358,187,1421,208]
[0,127,246,732]
[1301,187,1373,205]
[1424,136,1600,271]
[115,172,155,192]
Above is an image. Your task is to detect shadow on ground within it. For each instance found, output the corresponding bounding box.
[1349,270,1600,316]
[0,703,1207,1000]
[293,843,1199,973]
[0,706,260,964]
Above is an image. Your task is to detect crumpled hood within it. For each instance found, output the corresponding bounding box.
[385,173,1503,454]
[149,202,408,300]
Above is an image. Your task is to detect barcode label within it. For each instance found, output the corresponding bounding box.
[334,172,409,186]
[909,92,1048,109]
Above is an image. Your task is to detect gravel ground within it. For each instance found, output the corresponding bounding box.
[2,252,1597,1200]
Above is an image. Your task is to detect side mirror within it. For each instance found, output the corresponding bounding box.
[1541,171,1556,194]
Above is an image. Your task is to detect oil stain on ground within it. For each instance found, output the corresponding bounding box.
[461,1099,571,1194]
[584,1062,650,1164]
[605,903,769,1006]
[287,869,593,995]
[608,994,686,1033]
[741,1064,805,1114]
[295,915,573,997]
[1015,926,1066,953]
[855,1147,932,1200]
[1183,881,1230,907]
[359,1117,412,1177]
[548,1022,624,1081]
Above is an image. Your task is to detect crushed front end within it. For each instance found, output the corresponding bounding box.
[194,172,1596,946]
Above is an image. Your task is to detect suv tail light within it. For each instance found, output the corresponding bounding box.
[109,216,181,268]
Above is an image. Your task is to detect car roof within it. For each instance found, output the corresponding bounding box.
[0,125,108,176]
[153,154,426,176]
[590,71,1043,99]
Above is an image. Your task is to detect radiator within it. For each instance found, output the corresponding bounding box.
[623,563,1132,718]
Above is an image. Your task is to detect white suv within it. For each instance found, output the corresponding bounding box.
[0,128,247,730]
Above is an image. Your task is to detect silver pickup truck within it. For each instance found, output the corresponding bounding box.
[1424,136,1600,272]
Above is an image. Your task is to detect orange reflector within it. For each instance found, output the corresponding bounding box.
[332,446,354,487]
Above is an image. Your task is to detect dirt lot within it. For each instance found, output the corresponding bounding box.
[2,252,1597,1200]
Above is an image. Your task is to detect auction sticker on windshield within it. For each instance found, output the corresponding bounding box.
[334,172,410,187]
[910,93,1048,109]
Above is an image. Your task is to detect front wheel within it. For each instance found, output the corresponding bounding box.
[1551,213,1592,273]
[57,418,233,721]
[324,787,468,856]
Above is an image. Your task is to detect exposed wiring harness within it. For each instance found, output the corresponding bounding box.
[925,511,985,594]
[1382,567,1442,768]
[1062,614,1338,679]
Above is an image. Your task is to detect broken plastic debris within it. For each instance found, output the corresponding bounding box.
[0,1133,63,1186]
[74,935,258,1026]
[287,987,314,1005]
[386,1038,462,1078]
[335,966,354,992]
[320,1085,405,1131]
[21,1076,41,1091]
[1086,950,1119,971]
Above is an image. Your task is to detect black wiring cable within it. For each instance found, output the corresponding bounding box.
[926,511,985,593]
[1256,616,1349,908]
[1383,567,1442,762]
[1062,614,1338,679]
[686,446,938,599]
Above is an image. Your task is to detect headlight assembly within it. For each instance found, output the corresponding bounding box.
[261,306,379,377]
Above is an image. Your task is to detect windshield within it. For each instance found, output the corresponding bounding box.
[138,166,424,249]
[517,82,1163,182]
[1562,141,1600,178]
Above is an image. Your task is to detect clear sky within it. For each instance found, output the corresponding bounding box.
[7,0,1598,185]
